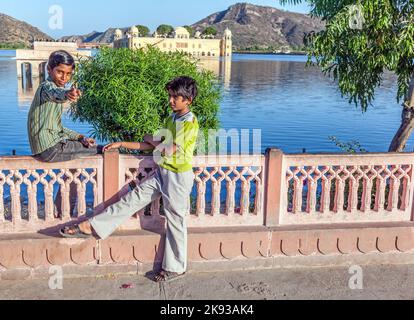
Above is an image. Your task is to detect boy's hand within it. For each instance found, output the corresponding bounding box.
[103,142,122,152]
[83,137,96,148]
[66,88,82,102]
[144,134,164,147]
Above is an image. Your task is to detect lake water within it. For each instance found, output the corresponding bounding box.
[0,49,410,156]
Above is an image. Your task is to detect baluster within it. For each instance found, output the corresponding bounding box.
[374,166,388,212]
[194,167,205,216]
[306,167,318,214]
[41,170,57,221]
[320,167,331,214]
[24,170,39,222]
[226,181,236,214]
[362,179,373,213]
[210,167,221,216]
[253,167,263,215]
[77,169,89,215]
[292,167,303,213]
[7,171,22,222]
[386,166,399,211]
[57,169,73,220]
[240,167,251,215]
[400,168,410,211]
[225,167,240,215]
[360,167,372,212]
[333,167,346,213]
[347,167,360,213]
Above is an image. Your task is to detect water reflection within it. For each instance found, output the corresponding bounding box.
[18,75,39,105]
[0,51,411,156]
[15,57,232,104]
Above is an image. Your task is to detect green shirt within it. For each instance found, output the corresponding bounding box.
[159,111,199,173]
[27,78,82,155]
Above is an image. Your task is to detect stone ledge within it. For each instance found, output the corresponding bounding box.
[1,223,414,280]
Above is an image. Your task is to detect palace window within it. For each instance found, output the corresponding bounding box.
[177,43,188,48]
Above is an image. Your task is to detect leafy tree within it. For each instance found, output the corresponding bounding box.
[281,0,414,152]
[183,25,194,37]
[71,47,221,144]
[0,42,27,49]
[137,25,150,37]
[156,24,174,37]
[202,26,218,37]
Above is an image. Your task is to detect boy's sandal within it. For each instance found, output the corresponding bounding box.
[154,270,186,283]
[59,225,93,239]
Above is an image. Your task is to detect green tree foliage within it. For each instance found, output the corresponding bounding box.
[137,25,150,37]
[183,25,194,37]
[71,47,221,144]
[329,136,367,153]
[280,0,414,151]
[202,26,218,36]
[156,24,174,37]
[0,42,27,49]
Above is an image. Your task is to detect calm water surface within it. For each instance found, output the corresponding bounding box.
[0,50,408,156]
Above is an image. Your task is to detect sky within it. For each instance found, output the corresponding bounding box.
[0,0,311,38]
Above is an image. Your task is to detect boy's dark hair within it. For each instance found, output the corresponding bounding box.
[166,76,198,101]
[48,50,75,70]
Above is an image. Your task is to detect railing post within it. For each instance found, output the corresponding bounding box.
[103,150,120,202]
[264,148,285,226]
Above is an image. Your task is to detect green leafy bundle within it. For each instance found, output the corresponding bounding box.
[71,47,221,143]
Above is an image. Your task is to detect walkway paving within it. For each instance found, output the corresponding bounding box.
[1,263,414,300]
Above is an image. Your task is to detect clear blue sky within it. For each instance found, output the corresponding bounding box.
[0,0,310,38]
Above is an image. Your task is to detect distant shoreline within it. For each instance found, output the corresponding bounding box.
[234,50,307,56]
[0,48,309,59]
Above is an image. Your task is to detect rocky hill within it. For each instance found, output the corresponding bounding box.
[0,13,53,47]
[59,2,325,50]
[191,3,325,50]
[60,28,129,44]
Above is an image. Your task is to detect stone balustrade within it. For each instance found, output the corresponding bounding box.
[2,149,414,278]
[0,155,103,233]
[278,151,414,225]
[1,149,413,235]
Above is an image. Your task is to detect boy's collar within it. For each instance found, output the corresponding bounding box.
[173,111,191,121]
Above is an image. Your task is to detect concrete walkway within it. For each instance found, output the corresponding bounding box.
[1,263,414,300]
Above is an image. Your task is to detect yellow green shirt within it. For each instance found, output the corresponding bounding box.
[159,111,199,173]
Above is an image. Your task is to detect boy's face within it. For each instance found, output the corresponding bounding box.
[48,64,73,87]
[169,94,192,113]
